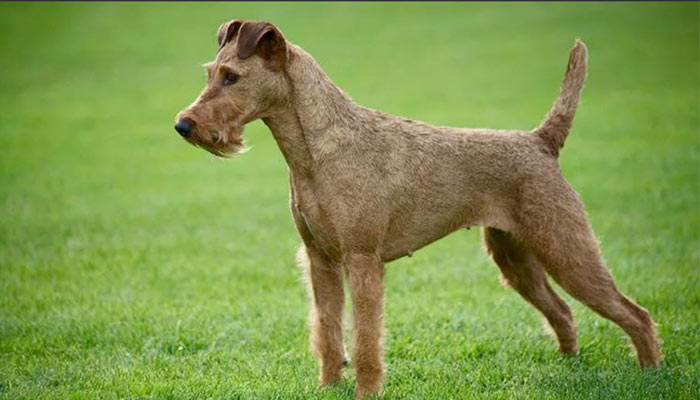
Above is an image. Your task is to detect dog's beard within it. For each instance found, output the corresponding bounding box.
[190,125,246,157]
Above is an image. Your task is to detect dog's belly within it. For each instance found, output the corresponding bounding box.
[381,229,460,262]
[379,196,512,263]
[380,210,477,262]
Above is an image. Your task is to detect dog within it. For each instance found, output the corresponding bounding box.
[174,20,661,398]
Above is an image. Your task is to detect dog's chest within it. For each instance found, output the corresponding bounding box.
[290,177,342,258]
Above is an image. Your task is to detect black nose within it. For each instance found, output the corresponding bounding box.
[174,119,193,137]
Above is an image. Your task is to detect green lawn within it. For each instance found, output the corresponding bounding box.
[1,2,698,399]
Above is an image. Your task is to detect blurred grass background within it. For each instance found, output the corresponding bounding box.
[0,2,698,399]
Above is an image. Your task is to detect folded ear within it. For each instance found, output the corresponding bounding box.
[236,21,287,69]
[217,19,243,49]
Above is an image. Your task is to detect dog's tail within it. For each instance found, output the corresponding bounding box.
[535,40,588,158]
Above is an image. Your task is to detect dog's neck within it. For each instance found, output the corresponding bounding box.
[263,44,360,178]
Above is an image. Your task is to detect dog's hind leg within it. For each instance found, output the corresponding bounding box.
[517,178,661,368]
[483,227,578,354]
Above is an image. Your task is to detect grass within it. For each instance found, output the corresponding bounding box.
[0,2,698,399]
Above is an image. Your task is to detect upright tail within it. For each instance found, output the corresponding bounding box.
[535,40,588,158]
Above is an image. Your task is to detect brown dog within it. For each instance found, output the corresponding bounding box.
[175,20,661,398]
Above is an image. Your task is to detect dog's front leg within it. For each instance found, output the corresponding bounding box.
[346,253,385,399]
[298,245,347,386]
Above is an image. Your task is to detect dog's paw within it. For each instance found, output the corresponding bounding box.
[355,385,382,400]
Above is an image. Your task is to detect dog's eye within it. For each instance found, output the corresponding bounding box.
[222,71,239,86]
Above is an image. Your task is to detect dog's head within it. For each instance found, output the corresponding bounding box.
[174,20,290,157]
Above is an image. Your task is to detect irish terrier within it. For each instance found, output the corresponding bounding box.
[174,20,661,398]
